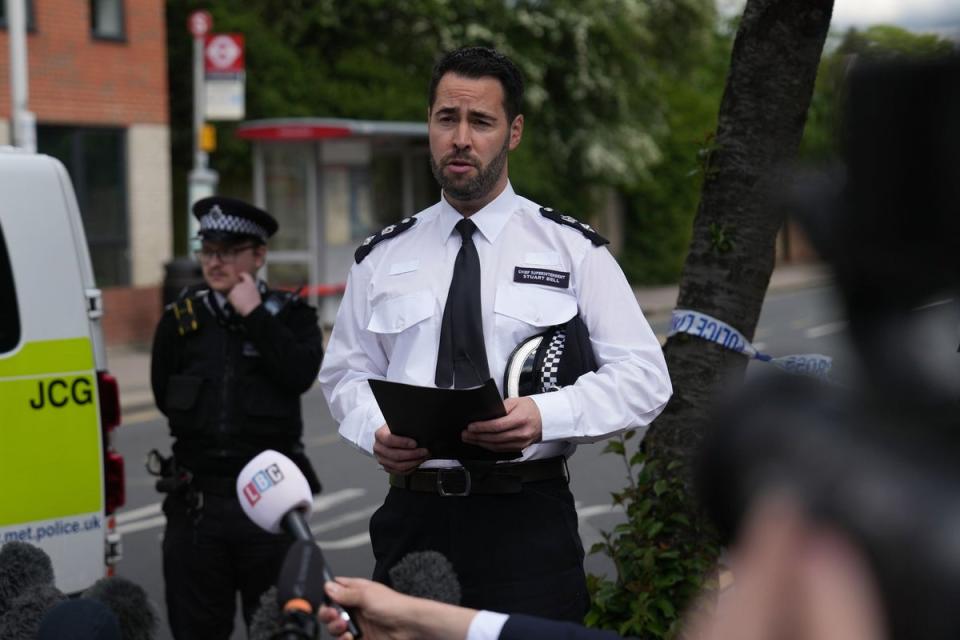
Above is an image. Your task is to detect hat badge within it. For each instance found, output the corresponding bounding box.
[210,204,225,220]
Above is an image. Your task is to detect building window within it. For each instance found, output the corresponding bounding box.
[0,0,37,31]
[0,223,21,354]
[38,126,130,287]
[90,0,124,40]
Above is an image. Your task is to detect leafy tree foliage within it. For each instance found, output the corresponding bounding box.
[165,0,717,256]
[619,25,733,284]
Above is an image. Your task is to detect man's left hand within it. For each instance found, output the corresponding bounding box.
[228,272,262,316]
[462,397,542,452]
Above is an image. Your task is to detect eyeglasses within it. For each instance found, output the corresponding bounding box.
[194,245,256,263]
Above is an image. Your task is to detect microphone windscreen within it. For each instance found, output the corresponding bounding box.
[388,550,462,605]
[248,586,282,640]
[37,598,120,640]
[237,449,313,534]
[276,540,327,612]
[0,541,55,615]
[83,576,158,640]
[1,583,65,640]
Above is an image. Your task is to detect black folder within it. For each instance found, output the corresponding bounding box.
[368,379,521,461]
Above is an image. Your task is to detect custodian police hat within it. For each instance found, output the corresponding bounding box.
[504,315,599,398]
[192,196,278,243]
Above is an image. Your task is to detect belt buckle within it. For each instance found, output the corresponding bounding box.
[436,468,471,497]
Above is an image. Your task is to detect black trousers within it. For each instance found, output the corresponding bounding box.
[162,491,292,640]
[370,476,589,622]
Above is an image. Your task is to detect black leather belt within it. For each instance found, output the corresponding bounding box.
[389,457,568,497]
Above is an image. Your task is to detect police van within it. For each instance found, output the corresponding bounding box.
[0,148,125,593]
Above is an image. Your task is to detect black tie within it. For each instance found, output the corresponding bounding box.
[435,218,490,388]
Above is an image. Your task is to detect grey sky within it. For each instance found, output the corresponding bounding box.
[718,0,960,33]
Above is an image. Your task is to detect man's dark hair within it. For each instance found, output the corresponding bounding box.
[428,46,525,123]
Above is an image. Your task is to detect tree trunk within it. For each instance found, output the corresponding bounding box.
[645,0,834,489]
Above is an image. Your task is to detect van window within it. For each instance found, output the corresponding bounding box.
[0,223,20,353]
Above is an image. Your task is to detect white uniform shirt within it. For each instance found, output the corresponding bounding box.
[318,182,672,468]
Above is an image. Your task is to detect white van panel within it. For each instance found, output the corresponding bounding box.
[0,153,93,345]
[0,151,108,594]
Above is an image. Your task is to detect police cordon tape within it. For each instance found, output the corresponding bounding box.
[290,283,347,298]
[669,308,833,380]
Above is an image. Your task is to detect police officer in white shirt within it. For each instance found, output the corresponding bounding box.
[318,46,671,621]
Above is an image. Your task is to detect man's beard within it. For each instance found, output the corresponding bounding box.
[430,136,509,202]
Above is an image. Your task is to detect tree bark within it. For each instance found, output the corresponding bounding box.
[645,0,834,477]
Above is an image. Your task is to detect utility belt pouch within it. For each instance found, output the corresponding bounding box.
[146,449,193,495]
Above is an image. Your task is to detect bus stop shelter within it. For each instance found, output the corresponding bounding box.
[237,118,435,322]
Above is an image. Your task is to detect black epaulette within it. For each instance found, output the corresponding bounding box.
[262,289,298,316]
[164,285,207,336]
[171,297,200,336]
[354,217,418,263]
[539,207,609,246]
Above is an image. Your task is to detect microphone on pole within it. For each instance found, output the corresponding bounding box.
[237,450,361,638]
[0,541,65,639]
[388,550,462,605]
[83,576,159,640]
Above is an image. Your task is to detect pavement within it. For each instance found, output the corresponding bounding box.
[108,261,832,417]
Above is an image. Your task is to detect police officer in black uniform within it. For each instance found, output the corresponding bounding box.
[150,196,324,640]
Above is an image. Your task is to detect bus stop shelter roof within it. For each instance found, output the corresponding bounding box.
[236,118,427,141]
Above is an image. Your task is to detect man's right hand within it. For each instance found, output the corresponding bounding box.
[374,425,429,474]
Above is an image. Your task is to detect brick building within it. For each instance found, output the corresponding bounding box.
[0,0,171,345]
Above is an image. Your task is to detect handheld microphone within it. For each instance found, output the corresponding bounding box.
[388,550,462,605]
[237,450,362,638]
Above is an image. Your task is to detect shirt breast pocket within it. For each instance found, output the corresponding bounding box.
[366,289,436,364]
[494,283,577,334]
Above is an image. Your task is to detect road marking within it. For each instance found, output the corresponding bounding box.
[316,532,371,550]
[115,503,162,524]
[577,504,625,520]
[313,488,367,511]
[915,298,954,310]
[122,408,162,426]
[311,505,379,535]
[116,488,368,536]
[805,321,846,338]
[118,515,167,535]
[304,432,342,448]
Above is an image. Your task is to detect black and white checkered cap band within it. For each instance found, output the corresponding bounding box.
[199,205,267,240]
[539,330,566,392]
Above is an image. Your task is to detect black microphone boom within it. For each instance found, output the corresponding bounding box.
[276,514,362,639]
[282,510,313,543]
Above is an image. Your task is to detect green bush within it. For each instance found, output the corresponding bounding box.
[585,434,720,639]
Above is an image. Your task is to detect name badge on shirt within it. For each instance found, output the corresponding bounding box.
[513,266,570,289]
